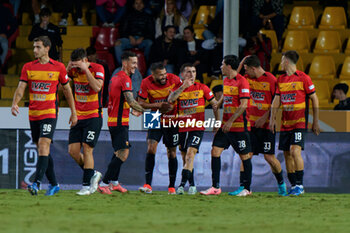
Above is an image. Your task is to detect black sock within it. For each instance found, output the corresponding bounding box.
[189,168,195,186]
[273,171,284,185]
[168,157,178,188]
[242,159,252,191]
[83,169,95,186]
[34,156,49,186]
[240,171,245,187]
[102,155,123,184]
[287,172,296,187]
[45,154,58,186]
[145,153,155,185]
[180,169,191,187]
[211,157,221,188]
[295,170,304,186]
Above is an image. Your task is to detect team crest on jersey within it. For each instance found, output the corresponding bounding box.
[48,73,53,78]
[194,91,199,97]
[292,83,296,89]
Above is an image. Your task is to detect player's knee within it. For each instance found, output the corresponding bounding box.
[290,146,301,158]
[211,147,221,157]
[264,154,275,164]
[82,143,93,154]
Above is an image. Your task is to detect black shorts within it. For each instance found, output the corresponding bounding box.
[30,118,57,143]
[109,126,130,151]
[278,129,306,151]
[69,117,102,148]
[179,130,204,152]
[147,127,179,148]
[212,128,251,155]
[250,127,275,155]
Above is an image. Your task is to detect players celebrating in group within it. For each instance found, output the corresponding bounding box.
[12,35,319,197]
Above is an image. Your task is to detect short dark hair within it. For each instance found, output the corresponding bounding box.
[150,62,165,72]
[244,55,261,68]
[333,83,349,94]
[184,25,194,34]
[164,25,176,33]
[121,51,137,61]
[39,7,51,17]
[180,63,195,73]
[70,48,87,61]
[33,36,51,48]
[212,85,223,94]
[283,50,299,64]
[86,46,96,56]
[223,55,239,70]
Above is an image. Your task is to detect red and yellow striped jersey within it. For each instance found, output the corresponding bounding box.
[176,82,214,132]
[138,73,182,119]
[107,70,133,127]
[276,70,315,131]
[222,74,251,132]
[20,59,69,121]
[68,63,104,120]
[246,72,276,130]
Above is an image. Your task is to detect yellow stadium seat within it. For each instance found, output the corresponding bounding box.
[313,80,330,101]
[344,39,350,54]
[319,7,347,29]
[208,6,216,20]
[314,31,342,54]
[194,6,210,25]
[282,31,310,53]
[209,79,223,91]
[260,30,278,53]
[288,7,316,29]
[194,28,205,40]
[21,12,32,25]
[309,56,336,80]
[339,57,350,79]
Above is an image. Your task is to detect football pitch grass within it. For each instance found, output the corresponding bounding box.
[0,190,349,233]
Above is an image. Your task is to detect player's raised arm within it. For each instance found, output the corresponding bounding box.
[269,95,281,134]
[11,81,27,116]
[168,78,192,103]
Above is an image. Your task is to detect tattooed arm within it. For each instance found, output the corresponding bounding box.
[124,91,145,113]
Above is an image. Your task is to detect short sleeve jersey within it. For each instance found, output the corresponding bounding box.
[223,74,251,132]
[107,70,133,127]
[246,72,276,130]
[68,62,105,120]
[20,59,69,121]
[276,70,315,131]
[138,73,182,119]
[176,82,214,132]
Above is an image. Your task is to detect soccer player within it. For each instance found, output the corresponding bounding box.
[270,50,320,196]
[138,62,182,194]
[11,36,77,196]
[200,55,253,197]
[98,51,145,195]
[228,55,287,196]
[168,63,218,195]
[66,48,104,195]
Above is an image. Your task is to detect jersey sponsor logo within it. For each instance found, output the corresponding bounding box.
[251,91,265,101]
[224,96,233,105]
[180,98,199,108]
[281,93,296,103]
[32,94,47,101]
[75,84,90,93]
[241,88,249,93]
[31,82,51,92]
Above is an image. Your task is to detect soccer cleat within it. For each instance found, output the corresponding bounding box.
[27,182,39,196]
[200,187,222,195]
[278,182,288,196]
[76,186,91,196]
[98,185,112,195]
[228,186,244,196]
[89,171,102,194]
[109,182,128,193]
[290,185,305,196]
[45,184,60,196]
[188,186,197,195]
[168,187,176,195]
[235,189,252,197]
[176,186,185,195]
[288,186,296,195]
[139,184,152,194]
